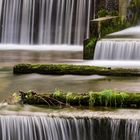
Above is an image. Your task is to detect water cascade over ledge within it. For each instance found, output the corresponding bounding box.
[94,39,140,60]
[0,0,93,45]
[94,25,140,60]
[1,114,140,140]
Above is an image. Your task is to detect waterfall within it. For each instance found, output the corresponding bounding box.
[0,0,93,45]
[94,39,140,60]
[1,115,140,140]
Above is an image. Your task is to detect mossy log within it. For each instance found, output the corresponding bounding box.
[13,64,140,76]
[11,90,140,108]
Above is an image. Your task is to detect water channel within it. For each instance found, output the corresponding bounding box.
[0,49,140,102]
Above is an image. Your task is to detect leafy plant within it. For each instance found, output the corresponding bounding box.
[97,9,109,18]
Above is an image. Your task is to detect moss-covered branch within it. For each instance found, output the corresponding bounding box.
[13,64,140,76]
[10,90,140,108]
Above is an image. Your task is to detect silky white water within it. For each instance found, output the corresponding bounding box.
[0,112,140,140]
[0,0,93,45]
[94,39,140,60]
[94,25,140,60]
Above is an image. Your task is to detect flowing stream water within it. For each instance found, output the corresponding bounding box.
[0,42,140,140]
[94,39,140,60]
[94,26,140,60]
[0,0,93,45]
[0,109,140,140]
[0,115,133,140]
[0,0,140,139]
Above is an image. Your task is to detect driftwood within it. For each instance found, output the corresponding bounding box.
[18,90,74,108]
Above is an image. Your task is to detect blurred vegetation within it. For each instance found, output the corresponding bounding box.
[12,89,140,108]
[83,37,97,60]
[127,0,140,24]
[101,17,130,37]
[97,9,118,18]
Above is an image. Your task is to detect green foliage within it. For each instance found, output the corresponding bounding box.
[14,89,140,108]
[97,9,118,18]
[88,90,129,107]
[101,17,129,37]
[108,10,118,16]
[83,37,97,60]
[13,64,33,74]
[84,37,97,49]
[53,89,66,102]
[53,90,63,98]
[97,9,109,17]
[66,92,80,105]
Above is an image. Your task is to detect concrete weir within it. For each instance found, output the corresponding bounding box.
[94,38,140,60]
[0,110,140,140]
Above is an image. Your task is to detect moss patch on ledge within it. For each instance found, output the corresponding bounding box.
[83,37,97,60]
[10,90,140,108]
[13,64,140,76]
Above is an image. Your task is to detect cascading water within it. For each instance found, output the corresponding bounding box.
[94,39,140,60]
[0,0,93,45]
[94,25,140,60]
[93,0,140,61]
[1,115,140,140]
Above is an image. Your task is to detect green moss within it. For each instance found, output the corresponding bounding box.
[101,17,130,37]
[108,10,119,16]
[91,90,129,107]
[13,64,140,76]
[83,37,97,60]
[97,9,118,18]
[14,64,33,74]
[53,90,66,103]
[11,89,140,108]
[97,9,109,17]
[66,92,80,105]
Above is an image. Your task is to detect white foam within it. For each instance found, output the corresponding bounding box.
[77,60,140,69]
[0,44,82,51]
